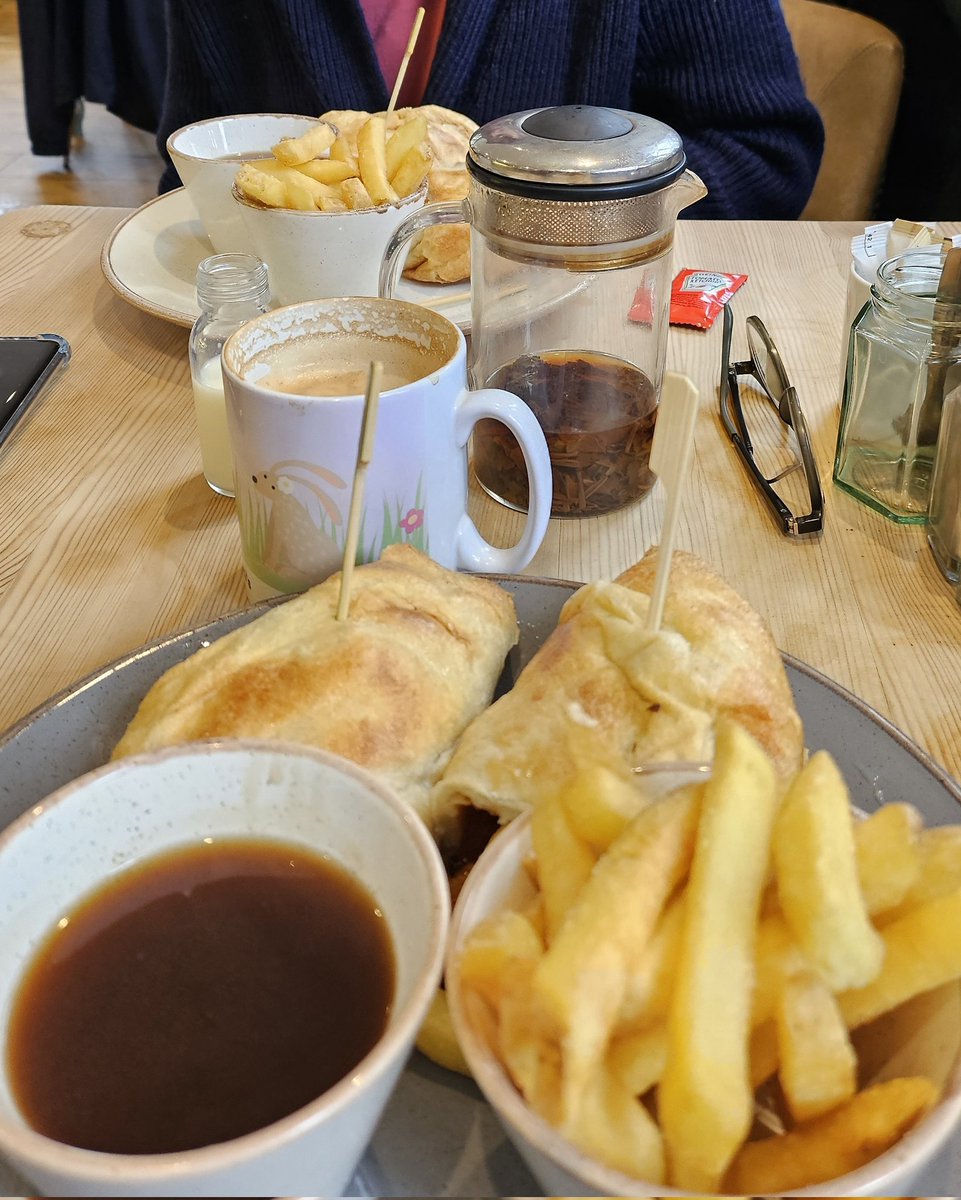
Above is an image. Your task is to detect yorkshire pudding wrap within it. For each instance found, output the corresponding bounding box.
[428,549,803,835]
[112,546,518,819]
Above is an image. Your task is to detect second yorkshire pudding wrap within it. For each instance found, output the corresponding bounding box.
[428,548,803,834]
[112,545,517,819]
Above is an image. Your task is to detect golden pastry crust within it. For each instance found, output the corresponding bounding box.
[319,105,475,284]
[428,547,804,832]
[404,223,471,284]
[112,545,518,821]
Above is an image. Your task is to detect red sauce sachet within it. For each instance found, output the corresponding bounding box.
[667,268,748,330]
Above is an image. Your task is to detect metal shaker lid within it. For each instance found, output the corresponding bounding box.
[467,104,687,199]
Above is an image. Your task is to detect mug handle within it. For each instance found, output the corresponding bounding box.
[453,388,552,573]
[379,200,469,299]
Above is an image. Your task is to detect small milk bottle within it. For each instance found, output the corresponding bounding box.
[189,254,269,497]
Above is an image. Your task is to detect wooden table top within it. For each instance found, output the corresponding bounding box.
[0,205,959,785]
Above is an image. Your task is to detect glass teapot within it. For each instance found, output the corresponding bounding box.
[380,104,706,517]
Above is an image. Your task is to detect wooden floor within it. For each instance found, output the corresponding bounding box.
[0,0,162,215]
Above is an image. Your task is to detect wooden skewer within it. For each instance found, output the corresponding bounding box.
[424,283,525,311]
[644,376,700,636]
[387,6,426,115]
[336,362,382,622]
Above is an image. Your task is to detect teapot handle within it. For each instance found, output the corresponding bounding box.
[378,200,470,299]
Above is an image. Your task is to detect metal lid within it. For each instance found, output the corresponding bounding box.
[467,104,686,200]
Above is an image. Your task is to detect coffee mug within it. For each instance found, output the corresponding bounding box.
[221,297,553,601]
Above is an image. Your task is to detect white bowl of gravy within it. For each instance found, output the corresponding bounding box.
[0,739,449,1196]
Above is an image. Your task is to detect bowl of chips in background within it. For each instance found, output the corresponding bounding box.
[167,113,321,254]
[446,728,961,1197]
[231,114,431,305]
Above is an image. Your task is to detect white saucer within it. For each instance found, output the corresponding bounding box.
[100,188,473,331]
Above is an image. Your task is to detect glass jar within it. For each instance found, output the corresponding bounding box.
[189,254,270,497]
[833,249,961,523]
[380,105,707,518]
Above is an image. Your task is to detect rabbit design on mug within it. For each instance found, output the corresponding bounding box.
[252,460,348,588]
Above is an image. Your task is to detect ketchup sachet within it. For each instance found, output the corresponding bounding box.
[667,268,748,329]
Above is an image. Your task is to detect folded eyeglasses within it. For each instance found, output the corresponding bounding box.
[719,304,824,536]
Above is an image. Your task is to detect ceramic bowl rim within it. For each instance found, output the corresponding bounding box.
[166,113,322,163]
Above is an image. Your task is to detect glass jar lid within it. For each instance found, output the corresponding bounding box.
[467,105,686,200]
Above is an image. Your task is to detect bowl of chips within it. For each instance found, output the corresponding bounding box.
[231,114,431,305]
[167,113,322,254]
[446,725,961,1196]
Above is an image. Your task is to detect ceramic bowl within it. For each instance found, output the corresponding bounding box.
[232,181,426,306]
[0,740,449,1197]
[167,113,320,254]
[446,801,961,1198]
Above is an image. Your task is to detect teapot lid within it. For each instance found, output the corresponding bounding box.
[467,104,686,199]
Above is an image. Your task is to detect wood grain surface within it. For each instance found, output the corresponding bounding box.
[0,205,959,783]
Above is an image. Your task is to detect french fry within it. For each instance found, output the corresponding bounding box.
[416,989,470,1075]
[294,158,358,185]
[497,959,563,1126]
[271,121,336,166]
[329,133,359,171]
[754,805,926,1028]
[234,164,287,208]
[659,719,780,1193]
[559,763,650,856]
[615,892,684,1033]
[316,192,349,213]
[838,887,961,1029]
[457,908,543,1008]
[751,910,807,1027]
[340,176,375,210]
[388,143,432,200]
[273,166,339,206]
[530,795,596,942]
[563,1064,666,1183]
[724,1076,939,1193]
[884,824,961,919]
[855,802,922,916]
[773,751,884,991]
[534,786,700,1124]
[386,113,429,177]
[282,177,318,210]
[608,1022,668,1096]
[357,114,396,205]
[775,969,857,1122]
[240,157,289,175]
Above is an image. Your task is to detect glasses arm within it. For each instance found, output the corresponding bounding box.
[782,384,824,533]
[720,306,754,450]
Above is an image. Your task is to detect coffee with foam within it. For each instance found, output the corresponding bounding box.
[250,332,438,397]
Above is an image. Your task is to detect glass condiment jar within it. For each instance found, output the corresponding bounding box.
[834,249,961,523]
[380,105,707,517]
[189,254,270,497]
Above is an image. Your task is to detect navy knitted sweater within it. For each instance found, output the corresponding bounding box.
[157,0,824,219]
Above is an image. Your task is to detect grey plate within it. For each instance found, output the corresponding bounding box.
[0,576,958,1196]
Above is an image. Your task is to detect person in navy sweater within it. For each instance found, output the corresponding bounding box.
[156,0,824,220]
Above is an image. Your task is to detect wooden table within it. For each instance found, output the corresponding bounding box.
[0,205,959,786]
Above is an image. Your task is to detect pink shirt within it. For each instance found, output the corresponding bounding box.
[359,0,446,108]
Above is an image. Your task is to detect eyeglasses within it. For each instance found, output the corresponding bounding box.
[720,304,824,536]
